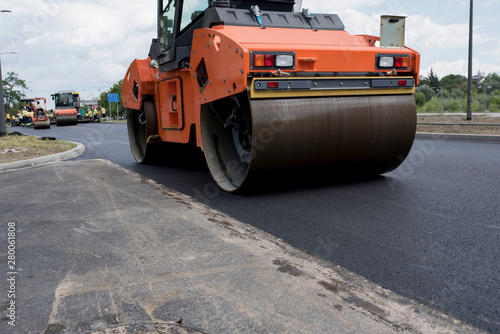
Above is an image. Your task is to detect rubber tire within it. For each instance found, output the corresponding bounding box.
[127,100,159,164]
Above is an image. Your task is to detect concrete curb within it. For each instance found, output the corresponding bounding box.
[0,141,85,172]
[417,112,500,117]
[416,132,500,143]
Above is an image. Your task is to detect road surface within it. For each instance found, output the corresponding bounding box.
[11,123,500,332]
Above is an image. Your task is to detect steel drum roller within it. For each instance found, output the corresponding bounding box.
[55,116,77,126]
[202,94,416,192]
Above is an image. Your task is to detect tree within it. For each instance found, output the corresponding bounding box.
[484,73,500,84]
[98,80,124,119]
[2,71,28,114]
[420,68,440,89]
[440,74,467,90]
[482,73,500,94]
[415,71,500,111]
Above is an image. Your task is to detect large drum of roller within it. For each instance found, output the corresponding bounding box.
[201,94,416,192]
[33,121,50,129]
[55,115,77,126]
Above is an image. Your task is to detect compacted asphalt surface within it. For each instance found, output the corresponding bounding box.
[5,122,500,332]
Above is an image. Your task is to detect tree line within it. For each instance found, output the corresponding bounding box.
[416,69,500,112]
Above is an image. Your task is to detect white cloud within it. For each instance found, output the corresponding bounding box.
[406,16,468,51]
[301,0,388,13]
[422,59,468,78]
[1,0,156,107]
[420,57,499,79]
[2,0,499,110]
[494,42,500,59]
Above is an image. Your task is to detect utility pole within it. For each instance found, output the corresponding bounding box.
[483,82,488,111]
[0,55,7,137]
[0,9,13,136]
[101,81,113,119]
[0,51,17,137]
[466,0,473,121]
[0,10,14,136]
[92,86,106,110]
[436,87,444,112]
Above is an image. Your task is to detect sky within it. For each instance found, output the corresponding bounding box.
[1,0,499,109]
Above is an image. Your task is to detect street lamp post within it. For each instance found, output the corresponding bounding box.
[0,9,13,137]
[101,81,113,119]
[0,52,17,137]
[92,86,106,105]
[482,84,487,111]
[466,0,473,121]
[0,55,6,137]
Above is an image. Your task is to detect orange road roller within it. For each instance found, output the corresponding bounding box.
[32,97,51,129]
[123,0,420,192]
[51,91,79,126]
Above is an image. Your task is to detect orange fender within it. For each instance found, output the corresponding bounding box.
[189,28,248,104]
[122,57,158,110]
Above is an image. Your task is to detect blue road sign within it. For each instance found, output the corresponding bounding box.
[107,94,119,103]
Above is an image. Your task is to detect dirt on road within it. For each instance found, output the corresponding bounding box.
[417,114,500,135]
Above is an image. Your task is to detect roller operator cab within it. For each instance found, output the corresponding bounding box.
[123,0,421,192]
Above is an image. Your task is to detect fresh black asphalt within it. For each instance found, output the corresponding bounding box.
[9,122,500,332]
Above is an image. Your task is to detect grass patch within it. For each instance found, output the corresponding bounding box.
[0,133,77,164]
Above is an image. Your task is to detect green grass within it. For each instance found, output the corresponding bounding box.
[0,132,76,164]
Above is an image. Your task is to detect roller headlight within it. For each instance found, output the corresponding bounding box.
[376,54,410,70]
[275,54,294,67]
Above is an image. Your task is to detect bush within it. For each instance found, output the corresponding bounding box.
[490,95,500,110]
[421,97,442,112]
[443,98,464,111]
[414,92,426,107]
[416,84,436,101]
[443,88,465,100]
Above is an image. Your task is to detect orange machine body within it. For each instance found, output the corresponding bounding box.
[123,24,420,148]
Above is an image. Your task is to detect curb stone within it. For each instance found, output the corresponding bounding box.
[0,141,85,172]
[416,132,500,143]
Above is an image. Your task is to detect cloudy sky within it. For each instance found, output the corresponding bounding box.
[1,0,499,109]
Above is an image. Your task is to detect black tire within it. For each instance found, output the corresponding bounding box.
[127,100,159,164]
